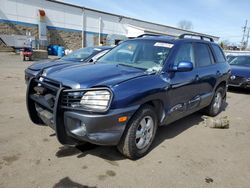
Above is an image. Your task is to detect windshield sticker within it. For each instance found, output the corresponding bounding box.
[154,42,173,48]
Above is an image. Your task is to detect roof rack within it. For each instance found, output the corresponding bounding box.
[137,34,161,38]
[179,33,214,42]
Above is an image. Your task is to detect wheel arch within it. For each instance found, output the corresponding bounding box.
[138,99,165,125]
[215,81,227,98]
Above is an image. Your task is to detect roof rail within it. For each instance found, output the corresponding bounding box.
[179,33,214,42]
[137,34,161,38]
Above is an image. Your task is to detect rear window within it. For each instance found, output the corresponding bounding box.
[212,44,226,63]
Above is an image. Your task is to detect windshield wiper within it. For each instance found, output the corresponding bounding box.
[117,63,145,71]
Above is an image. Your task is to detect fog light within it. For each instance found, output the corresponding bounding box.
[72,122,87,137]
[80,122,87,136]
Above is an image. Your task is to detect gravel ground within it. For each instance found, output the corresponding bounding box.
[0,52,250,188]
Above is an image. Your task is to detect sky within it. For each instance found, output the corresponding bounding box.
[66,0,250,45]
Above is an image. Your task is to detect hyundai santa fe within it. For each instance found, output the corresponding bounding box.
[26,34,230,159]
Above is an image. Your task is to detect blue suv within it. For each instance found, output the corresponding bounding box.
[26,34,230,159]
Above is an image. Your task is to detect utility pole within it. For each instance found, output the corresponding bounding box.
[241,20,248,50]
[246,28,250,50]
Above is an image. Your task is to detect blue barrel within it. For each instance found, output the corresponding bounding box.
[57,46,65,57]
[47,45,53,55]
[52,45,59,56]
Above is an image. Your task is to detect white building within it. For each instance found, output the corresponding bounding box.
[0,0,219,50]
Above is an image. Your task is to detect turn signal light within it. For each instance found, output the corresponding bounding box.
[118,116,128,123]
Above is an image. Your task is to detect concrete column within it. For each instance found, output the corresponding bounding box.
[99,17,102,45]
[82,8,85,48]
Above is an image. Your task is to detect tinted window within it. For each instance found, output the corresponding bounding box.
[61,47,97,62]
[174,43,194,66]
[195,43,213,67]
[229,56,250,67]
[212,44,226,63]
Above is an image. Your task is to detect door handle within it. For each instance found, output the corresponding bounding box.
[195,75,200,81]
[216,71,221,76]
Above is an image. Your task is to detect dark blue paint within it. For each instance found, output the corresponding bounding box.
[46,37,230,125]
[230,65,250,78]
[175,61,193,72]
[27,36,231,146]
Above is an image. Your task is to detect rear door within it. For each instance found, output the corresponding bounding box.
[193,43,217,108]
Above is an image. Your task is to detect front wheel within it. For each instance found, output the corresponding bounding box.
[117,105,158,159]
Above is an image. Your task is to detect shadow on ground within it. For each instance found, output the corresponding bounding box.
[152,113,203,148]
[55,143,125,163]
[53,177,96,188]
[228,87,250,95]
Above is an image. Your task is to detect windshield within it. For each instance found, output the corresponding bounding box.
[97,40,173,71]
[227,55,236,63]
[229,56,250,67]
[61,47,101,62]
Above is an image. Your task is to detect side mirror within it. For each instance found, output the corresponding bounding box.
[172,61,193,72]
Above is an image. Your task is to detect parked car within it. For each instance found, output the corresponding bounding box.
[24,46,112,83]
[226,55,236,62]
[228,55,250,88]
[26,34,230,159]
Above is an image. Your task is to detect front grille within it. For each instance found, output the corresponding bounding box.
[61,92,83,108]
[30,76,62,111]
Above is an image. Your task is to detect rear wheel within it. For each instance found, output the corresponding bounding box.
[204,87,225,116]
[117,105,158,159]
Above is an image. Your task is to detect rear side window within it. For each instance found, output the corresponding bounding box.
[194,43,213,67]
[211,44,226,63]
[174,43,194,66]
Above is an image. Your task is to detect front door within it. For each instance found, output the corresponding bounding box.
[165,42,200,124]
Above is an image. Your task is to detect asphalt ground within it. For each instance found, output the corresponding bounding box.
[0,52,250,188]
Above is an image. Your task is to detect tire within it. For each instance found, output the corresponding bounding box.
[204,87,225,117]
[117,105,158,159]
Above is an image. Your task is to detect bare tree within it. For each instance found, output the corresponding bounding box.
[177,20,194,31]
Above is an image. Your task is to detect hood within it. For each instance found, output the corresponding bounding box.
[230,65,250,78]
[46,63,147,89]
[28,59,78,71]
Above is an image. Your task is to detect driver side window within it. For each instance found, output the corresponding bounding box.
[174,43,194,66]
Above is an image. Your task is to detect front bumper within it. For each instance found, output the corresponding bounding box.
[26,77,139,146]
[228,78,250,88]
[63,107,137,145]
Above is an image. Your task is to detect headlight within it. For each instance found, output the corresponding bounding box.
[42,69,47,77]
[80,90,111,111]
[38,69,47,83]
